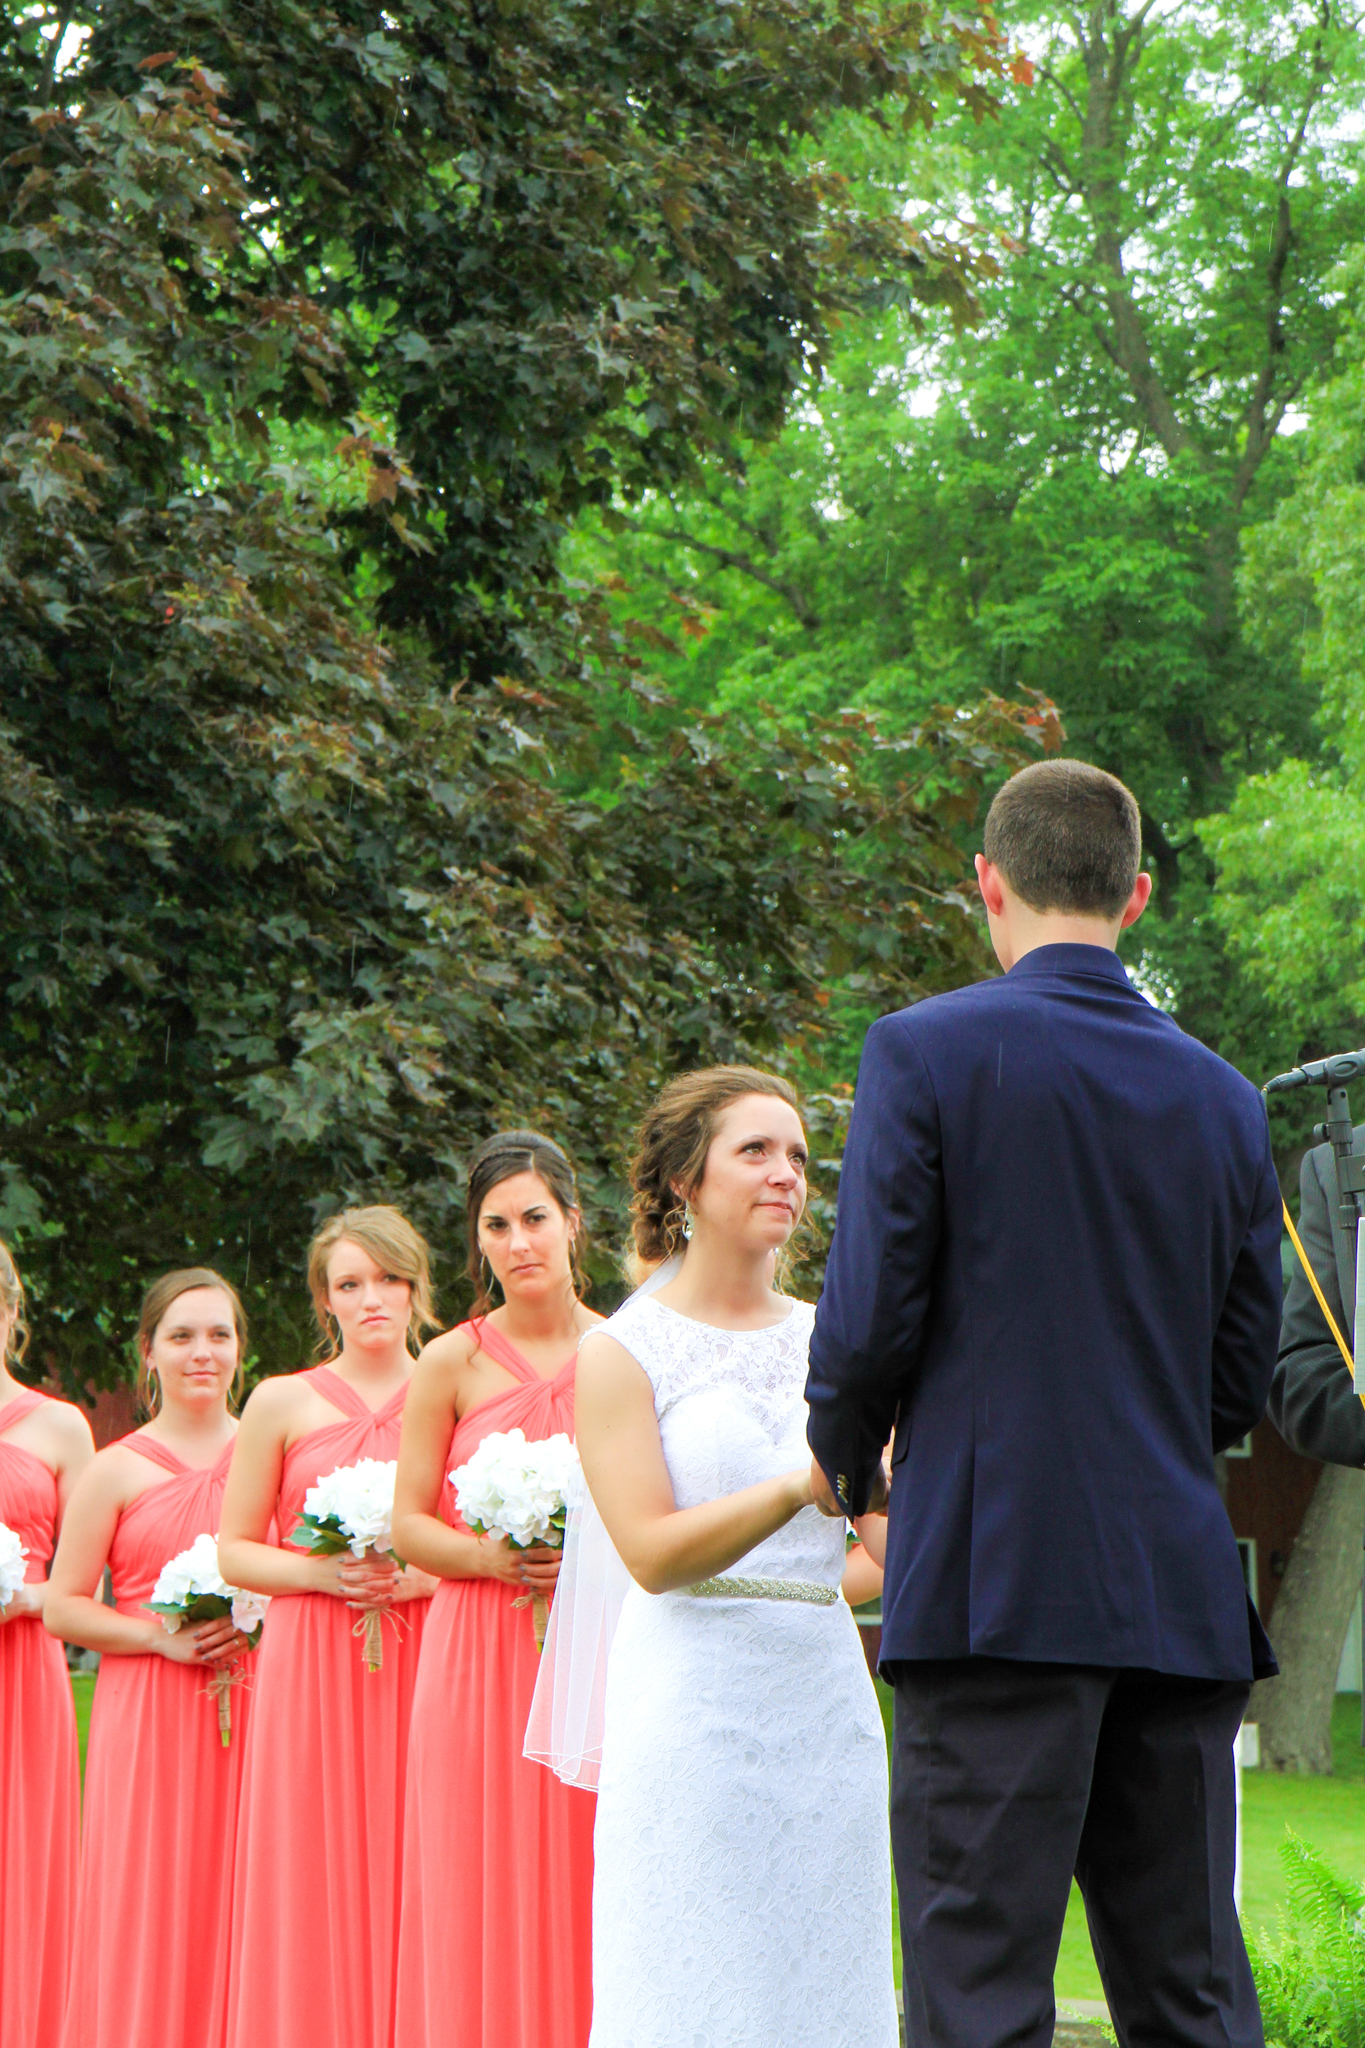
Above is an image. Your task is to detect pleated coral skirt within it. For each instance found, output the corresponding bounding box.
[395,1574,595,2048]
[0,1615,79,2048]
[61,1650,253,2048]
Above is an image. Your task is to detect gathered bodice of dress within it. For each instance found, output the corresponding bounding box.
[602,1295,843,1587]
[445,1320,578,1535]
[277,1366,410,1534]
[107,1434,236,1614]
[0,1391,61,1581]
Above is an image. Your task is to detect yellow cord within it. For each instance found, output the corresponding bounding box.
[1281,1197,1364,1408]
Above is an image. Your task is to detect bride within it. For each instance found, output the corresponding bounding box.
[560,1064,897,2047]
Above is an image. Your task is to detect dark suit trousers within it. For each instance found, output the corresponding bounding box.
[890,1659,1262,2048]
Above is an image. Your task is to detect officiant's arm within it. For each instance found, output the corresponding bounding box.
[575,1333,812,1595]
[1269,1140,1365,1466]
[1210,1120,1284,1455]
[806,1015,941,1518]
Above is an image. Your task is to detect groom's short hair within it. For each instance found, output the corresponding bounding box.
[984,760,1142,918]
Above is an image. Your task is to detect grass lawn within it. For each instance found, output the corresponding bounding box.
[873,1681,1365,2003]
[72,1670,94,1768]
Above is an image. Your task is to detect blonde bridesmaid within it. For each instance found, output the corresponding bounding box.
[393,1132,601,2048]
[47,1268,256,2048]
[0,1240,93,2048]
[220,1206,439,2048]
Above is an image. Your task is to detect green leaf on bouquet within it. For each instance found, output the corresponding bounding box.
[286,1514,406,1571]
[146,1590,233,1625]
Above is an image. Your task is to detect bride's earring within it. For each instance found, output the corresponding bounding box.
[683,1201,696,1241]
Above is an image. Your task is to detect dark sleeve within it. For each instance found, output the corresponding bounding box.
[1268,1144,1365,1466]
[1211,1114,1284,1453]
[805,1014,942,1517]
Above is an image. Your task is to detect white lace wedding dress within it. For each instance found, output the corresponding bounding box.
[588,1293,898,2048]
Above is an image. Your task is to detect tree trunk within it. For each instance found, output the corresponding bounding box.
[1252,1462,1365,1773]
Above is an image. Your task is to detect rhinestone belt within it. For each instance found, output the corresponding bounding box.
[682,1574,838,1605]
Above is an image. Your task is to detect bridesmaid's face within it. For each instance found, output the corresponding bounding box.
[145,1286,240,1410]
[477,1171,579,1304]
[687,1095,808,1255]
[323,1241,413,1353]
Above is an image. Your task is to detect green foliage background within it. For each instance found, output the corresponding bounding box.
[6,0,1365,1389]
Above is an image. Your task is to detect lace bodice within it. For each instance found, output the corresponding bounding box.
[603,1294,843,1587]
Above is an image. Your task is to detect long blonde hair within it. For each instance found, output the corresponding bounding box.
[306,1206,438,1358]
[136,1267,249,1415]
[0,1239,30,1370]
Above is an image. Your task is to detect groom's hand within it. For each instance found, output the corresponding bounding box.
[810,1456,891,1519]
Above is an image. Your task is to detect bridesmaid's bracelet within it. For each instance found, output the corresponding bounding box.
[681,1574,839,1606]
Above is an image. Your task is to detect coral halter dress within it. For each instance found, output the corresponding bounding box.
[0,1390,80,2048]
[395,1319,595,2048]
[61,1432,253,2048]
[226,1366,429,2048]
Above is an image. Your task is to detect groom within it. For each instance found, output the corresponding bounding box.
[807,760,1283,2048]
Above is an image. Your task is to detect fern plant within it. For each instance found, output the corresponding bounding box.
[1249,1835,1365,2047]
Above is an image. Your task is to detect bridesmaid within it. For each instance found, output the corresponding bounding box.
[219,1205,440,2048]
[393,1131,601,2048]
[0,1239,93,2048]
[46,1267,256,2048]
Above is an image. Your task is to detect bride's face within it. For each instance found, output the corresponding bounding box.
[686,1095,808,1255]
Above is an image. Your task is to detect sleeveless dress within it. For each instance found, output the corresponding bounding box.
[0,1391,80,2048]
[589,1296,898,2048]
[395,1319,595,2048]
[226,1366,429,2048]
[61,1432,254,2048]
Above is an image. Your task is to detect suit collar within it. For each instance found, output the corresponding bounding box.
[1005,943,1134,987]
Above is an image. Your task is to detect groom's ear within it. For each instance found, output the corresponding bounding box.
[974,855,1007,919]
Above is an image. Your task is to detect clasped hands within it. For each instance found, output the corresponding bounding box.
[317,1551,440,1610]
[809,1456,890,1521]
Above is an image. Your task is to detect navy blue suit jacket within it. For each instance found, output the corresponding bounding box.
[806,944,1283,1681]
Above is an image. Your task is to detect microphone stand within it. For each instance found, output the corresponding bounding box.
[1264,1049,1365,1738]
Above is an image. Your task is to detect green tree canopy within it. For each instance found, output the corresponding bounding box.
[568,0,1365,1058]
[0,49,1043,1388]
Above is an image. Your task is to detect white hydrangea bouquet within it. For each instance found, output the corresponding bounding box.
[146,1531,269,1746]
[451,1429,579,1649]
[286,1458,401,1672]
[0,1522,28,1612]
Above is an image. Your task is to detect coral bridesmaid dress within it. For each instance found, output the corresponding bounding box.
[61,1433,254,2048]
[226,1367,428,2048]
[394,1322,595,2048]
[0,1391,80,2048]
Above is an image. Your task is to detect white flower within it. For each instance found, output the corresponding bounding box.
[149,1531,270,1637]
[0,1522,27,1609]
[302,1459,398,1557]
[451,1430,579,1548]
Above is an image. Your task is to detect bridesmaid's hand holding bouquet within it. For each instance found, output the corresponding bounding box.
[451,1429,579,1648]
[147,1531,268,1744]
[287,1458,405,1671]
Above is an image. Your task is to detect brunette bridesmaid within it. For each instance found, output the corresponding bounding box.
[0,1240,93,2048]
[219,1206,440,2048]
[47,1268,256,2048]
[393,1132,601,2048]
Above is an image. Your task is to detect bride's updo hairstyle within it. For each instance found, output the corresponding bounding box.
[466,1131,587,1314]
[307,1205,438,1358]
[628,1065,801,1282]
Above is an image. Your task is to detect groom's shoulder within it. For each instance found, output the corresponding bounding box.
[874,976,1263,1116]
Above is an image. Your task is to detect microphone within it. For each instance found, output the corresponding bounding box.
[1265,1050,1365,1094]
